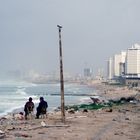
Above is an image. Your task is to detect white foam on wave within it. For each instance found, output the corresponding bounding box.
[0,96,39,117]
[0,101,25,117]
[33,99,39,104]
[16,88,27,96]
[1,103,28,117]
[0,82,98,116]
[0,82,39,117]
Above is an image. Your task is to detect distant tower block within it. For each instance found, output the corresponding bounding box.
[107,57,113,79]
[84,68,92,77]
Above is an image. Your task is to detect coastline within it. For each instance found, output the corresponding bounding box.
[0,83,97,117]
[0,81,140,140]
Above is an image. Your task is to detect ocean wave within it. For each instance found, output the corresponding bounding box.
[16,88,27,95]
[0,83,96,116]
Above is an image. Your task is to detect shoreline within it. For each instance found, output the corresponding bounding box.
[0,82,98,117]
[1,81,139,118]
[0,81,140,139]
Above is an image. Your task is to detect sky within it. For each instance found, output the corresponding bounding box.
[0,0,140,78]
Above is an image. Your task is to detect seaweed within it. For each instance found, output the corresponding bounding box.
[64,96,137,112]
[79,104,105,110]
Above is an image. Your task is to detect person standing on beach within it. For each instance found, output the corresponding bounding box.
[36,97,48,119]
[24,97,34,120]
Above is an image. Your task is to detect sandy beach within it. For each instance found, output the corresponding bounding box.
[0,81,140,140]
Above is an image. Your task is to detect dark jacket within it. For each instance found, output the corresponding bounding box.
[24,101,34,113]
[37,100,48,113]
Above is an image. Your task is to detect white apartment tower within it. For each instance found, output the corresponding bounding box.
[114,54,121,77]
[107,57,113,79]
[119,51,126,76]
[107,51,126,79]
[125,44,140,77]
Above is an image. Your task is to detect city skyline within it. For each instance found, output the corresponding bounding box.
[107,43,140,79]
[0,1,140,79]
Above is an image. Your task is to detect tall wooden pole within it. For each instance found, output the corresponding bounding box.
[57,25,65,123]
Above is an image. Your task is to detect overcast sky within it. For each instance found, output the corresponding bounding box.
[0,0,140,77]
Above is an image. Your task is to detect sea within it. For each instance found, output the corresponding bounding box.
[0,81,97,116]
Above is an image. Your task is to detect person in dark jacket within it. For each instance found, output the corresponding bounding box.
[24,97,34,120]
[36,97,48,119]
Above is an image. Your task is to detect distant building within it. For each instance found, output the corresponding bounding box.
[107,57,113,79]
[108,51,126,78]
[113,54,121,77]
[124,44,140,87]
[96,68,104,80]
[119,51,126,76]
[119,62,125,76]
[125,44,140,77]
[84,68,92,77]
[107,43,140,86]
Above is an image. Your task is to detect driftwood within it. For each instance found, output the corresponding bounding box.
[28,124,70,130]
[45,124,70,128]
[67,116,87,119]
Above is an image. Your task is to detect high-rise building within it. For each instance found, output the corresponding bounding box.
[113,54,121,77]
[107,44,140,86]
[119,51,126,76]
[107,57,113,79]
[107,51,126,79]
[125,44,140,77]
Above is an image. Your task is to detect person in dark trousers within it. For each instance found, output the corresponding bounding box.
[24,97,34,120]
[36,97,48,119]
